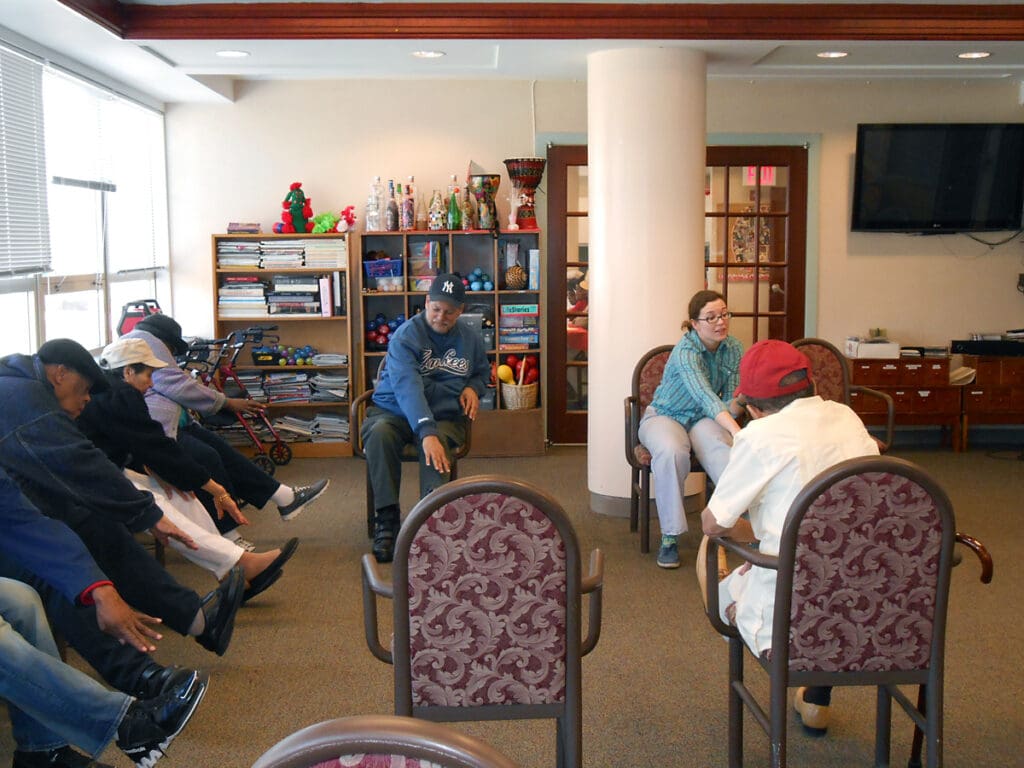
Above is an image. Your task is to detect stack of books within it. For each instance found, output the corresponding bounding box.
[226,222,261,234]
[313,412,349,442]
[217,276,268,317]
[305,238,348,269]
[498,303,540,350]
[311,352,348,367]
[217,241,261,268]
[267,274,320,316]
[260,240,305,269]
[263,371,311,403]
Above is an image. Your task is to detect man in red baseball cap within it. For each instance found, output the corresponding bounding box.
[699,340,879,736]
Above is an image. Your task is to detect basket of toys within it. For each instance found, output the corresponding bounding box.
[500,382,538,410]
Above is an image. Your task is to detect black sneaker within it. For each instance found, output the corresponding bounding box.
[371,506,400,563]
[134,665,200,699]
[195,566,244,656]
[12,746,112,768]
[116,670,210,767]
[277,479,329,521]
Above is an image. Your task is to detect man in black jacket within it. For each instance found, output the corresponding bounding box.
[0,339,243,658]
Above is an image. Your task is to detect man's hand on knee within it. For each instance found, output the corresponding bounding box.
[421,434,451,475]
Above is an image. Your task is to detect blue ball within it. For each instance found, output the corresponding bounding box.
[472,267,483,277]
[387,319,399,331]
[375,313,387,323]
[483,281,494,291]
[470,281,483,291]
[395,314,406,323]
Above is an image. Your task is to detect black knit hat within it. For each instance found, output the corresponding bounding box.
[37,339,110,394]
[134,313,188,355]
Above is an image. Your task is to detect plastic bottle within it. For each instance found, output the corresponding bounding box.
[446,186,462,230]
[365,176,383,232]
[385,179,399,232]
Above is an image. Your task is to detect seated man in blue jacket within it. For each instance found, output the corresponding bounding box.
[0,467,208,768]
[361,273,490,563]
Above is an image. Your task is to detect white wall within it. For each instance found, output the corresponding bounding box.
[166,76,1024,346]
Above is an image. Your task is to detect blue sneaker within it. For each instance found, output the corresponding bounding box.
[657,541,680,569]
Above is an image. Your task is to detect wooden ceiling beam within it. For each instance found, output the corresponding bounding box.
[58,2,1024,42]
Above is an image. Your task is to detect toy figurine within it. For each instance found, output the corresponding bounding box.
[274,182,314,234]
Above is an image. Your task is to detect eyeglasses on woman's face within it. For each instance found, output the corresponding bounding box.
[696,311,732,324]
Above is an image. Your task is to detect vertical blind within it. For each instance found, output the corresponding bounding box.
[0,44,50,276]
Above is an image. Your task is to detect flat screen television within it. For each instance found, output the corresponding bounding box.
[851,123,1024,233]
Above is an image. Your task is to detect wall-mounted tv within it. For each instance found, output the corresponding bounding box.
[851,123,1024,233]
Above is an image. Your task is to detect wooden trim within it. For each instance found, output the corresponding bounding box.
[57,0,124,37]
[104,3,1024,42]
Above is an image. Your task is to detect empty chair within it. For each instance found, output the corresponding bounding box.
[361,475,604,768]
[793,337,895,451]
[251,713,519,768]
[702,455,992,768]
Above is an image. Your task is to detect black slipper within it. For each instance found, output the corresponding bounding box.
[242,537,299,603]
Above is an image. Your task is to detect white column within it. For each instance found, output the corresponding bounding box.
[586,47,707,514]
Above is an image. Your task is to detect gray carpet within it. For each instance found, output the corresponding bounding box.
[1,445,1020,766]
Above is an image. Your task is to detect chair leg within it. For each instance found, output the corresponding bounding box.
[639,468,651,554]
[768,673,787,768]
[365,464,375,539]
[925,682,942,768]
[555,715,566,768]
[629,467,640,532]
[728,638,744,768]
[907,686,926,768]
[875,686,892,767]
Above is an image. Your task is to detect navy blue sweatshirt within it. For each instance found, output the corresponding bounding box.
[372,313,490,439]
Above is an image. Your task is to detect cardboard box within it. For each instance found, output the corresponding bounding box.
[844,338,900,359]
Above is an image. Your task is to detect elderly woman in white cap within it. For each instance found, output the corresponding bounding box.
[77,337,297,603]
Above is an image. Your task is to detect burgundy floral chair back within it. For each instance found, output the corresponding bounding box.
[701,456,957,768]
[624,344,674,554]
[251,714,520,768]
[363,475,603,768]
[793,337,895,451]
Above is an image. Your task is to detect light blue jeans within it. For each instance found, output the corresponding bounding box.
[637,408,732,537]
[0,578,131,758]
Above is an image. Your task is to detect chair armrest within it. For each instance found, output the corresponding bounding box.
[851,385,895,452]
[360,554,394,664]
[703,536,779,638]
[456,413,473,459]
[624,395,642,468]
[580,548,604,656]
[955,532,993,584]
[349,389,375,459]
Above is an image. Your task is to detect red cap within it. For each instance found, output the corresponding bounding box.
[736,340,814,399]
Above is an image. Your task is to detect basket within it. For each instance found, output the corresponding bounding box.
[363,258,403,279]
[500,382,538,410]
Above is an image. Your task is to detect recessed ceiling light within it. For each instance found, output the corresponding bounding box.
[411,50,446,59]
[816,51,849,59]
[216,50,250,59]
[957,51,991,60]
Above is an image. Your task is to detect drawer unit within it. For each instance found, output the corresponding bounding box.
[850,357,949,386]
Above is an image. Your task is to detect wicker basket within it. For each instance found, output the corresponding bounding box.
[500,382,539,410]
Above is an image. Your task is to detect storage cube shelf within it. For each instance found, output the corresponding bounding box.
[358,230,544,457]
[212,233,354,458]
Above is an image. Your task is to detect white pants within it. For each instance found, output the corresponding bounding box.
[637,408,732,537]
[124,469,243,580]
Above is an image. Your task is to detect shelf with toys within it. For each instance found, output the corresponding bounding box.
[211,232,354,457]
[357,229,544,457]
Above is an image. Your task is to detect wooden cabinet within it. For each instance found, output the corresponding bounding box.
[960,355,1024,450]
[849,356,962,450]
[211,233,354,457]
[357,230,544,457]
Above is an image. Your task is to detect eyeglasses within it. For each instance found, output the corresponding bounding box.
[696,312,732,324]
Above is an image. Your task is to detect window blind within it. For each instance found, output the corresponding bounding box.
[0,44,50,276]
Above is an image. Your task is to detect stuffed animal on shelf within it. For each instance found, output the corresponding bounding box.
[273,182,313,233]
[336,205,357,233]
[311,211,340,234]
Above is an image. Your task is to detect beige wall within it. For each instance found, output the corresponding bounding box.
[167,76,1023,348]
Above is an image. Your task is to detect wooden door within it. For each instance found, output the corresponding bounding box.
[545,144,808,444]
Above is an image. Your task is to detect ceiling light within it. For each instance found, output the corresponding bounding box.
[957,51,991,60]
[215,50,250,59]
[816,51,849,59]
[411,50,446,59]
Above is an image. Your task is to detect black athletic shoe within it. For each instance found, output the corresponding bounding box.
[277,479,329,521]
[134,665,200,699]
[195,566,244,656]
[12,746,112,768]
[372,506,400,563]
[116,670,209,767]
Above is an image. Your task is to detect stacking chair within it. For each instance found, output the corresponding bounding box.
[361,475,604,768]
[251,713,519,768]
[349,380,472,537]
[624,344,712,553]
[793,337,895,451]
[702,455,992,768]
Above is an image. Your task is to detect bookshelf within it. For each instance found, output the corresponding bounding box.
[212,232,354,458]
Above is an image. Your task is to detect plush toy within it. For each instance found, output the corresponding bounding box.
[311,212,340,234]
[336,205,357,233]
[273,182,313,234]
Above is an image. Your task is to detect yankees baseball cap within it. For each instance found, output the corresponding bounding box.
[427,273,466,307]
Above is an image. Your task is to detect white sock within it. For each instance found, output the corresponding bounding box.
[270,485,294,506]
[188,609,205,636]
